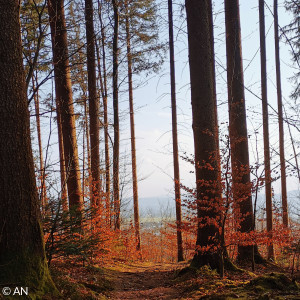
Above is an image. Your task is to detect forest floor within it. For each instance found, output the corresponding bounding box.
[49,259,300,299]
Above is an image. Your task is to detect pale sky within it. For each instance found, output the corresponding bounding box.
[123,0,299,199]
[31,1,299,203]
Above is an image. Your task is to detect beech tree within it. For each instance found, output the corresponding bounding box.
[0,0,56,294]
[185,0,222,270]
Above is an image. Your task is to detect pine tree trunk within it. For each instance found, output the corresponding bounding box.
[33,74,47,213]
[274,0,288,227]
[125,1,141,250]
[224,0,254,262]
[96,39,111,225]
[185,0,222,270]
[259,0,274,260]
[112,0,120,230]
[168,0,183,262]
[83,94,93,201]
[47,0,83,216]
[98,1,111,225]
[85,0,101,206]
[0,1,57,294]
[56,98,68,211]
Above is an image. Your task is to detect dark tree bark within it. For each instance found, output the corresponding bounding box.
[274,0,288,227]
[85,0,101,206]
[259,0,274,260]
[224,0,254,262]
[125,0,141,250]
[185,0,222,270]
[47,0,83,215]
[168,0,183,262]
[56,93,68,211]
[0,0,57,294]
[112,0,120,230]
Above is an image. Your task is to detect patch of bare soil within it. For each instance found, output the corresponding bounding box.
[106,262,188,300]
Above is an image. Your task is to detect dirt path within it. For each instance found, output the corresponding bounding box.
[106,262,188,300]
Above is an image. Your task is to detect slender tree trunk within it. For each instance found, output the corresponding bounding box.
[33,74,47,212]
[285,107,300,183]
[0,1,57,294]
[168,0,183,262]
[274,0,288,227]
[98,1,111,225]
[85,0,101,207]
[112,0,120,230]
[224,0,254,262]
[208,2,221,176]
[56,98,68,211]
[185,0,222,270]
[125,0,141,250]
[96,40,111,225]
[259,0,274,260]
[83,124,86,203]
[47,0,83,216]
[83,94,93,200]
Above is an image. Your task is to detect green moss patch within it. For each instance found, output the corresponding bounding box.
[249,273,299,291]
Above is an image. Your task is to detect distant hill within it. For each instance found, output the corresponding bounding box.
[122,196,175,219]
[122,190,299,220]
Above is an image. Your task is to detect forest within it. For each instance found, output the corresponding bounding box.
[0,0,299,299]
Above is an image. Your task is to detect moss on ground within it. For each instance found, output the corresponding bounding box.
[49,262,113,299]
[198,273,299,300]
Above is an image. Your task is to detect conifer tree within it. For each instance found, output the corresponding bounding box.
[274,0,288,227]
[185,0,222,270]
[224,0,255,262]
[47,0,83,216]
[112,0,121,230]
[85,0,102,206]
[259,0,274,260]
[167,0,183,262]
[0,0,57,294]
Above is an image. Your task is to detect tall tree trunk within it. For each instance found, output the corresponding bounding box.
[47,0,83,216]
[224,0,254,262]
[33,73,47,212]
[208,2,221,176]
[168,0,183,262]
[85,0,101,207]
[82,123,86,203]
[112,0,120,230]
[185,0,222,270]
[274,0,288,227]
[0,1,57,294]
[259,0,274,260]
[98,1,111,225]
[125,0,141,250]
[56,97,68,211]
[96,39,111,225]
[83,94,93,201]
